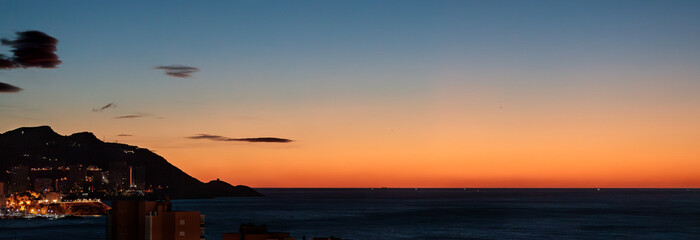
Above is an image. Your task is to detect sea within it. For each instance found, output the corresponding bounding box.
[1,188,699,240]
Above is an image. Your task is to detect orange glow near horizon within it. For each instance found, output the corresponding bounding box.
[3,68,700,188]
[148,85,700,188]
[3,0,700,190]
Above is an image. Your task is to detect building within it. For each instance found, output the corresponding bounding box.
[9,165,30,193]
[90,171,109,191]
[107,200,205,240]
[108,161,129,190]
[0,182,6,208]
[222,224,296,240]
[33,178,53,193]
[56,177,72,193]
[68,164,87,192]
[44,192,62,203]
[0,182,6,196]
[145,210,204,240]
[131,166,146,189]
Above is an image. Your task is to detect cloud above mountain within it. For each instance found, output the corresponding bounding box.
[1,31,61,92]
[0,31,61,69]
[0,82,22,93]
[187,134,293,143]
[154,65,199,78]
[114,115,143,119]
[92,103,116,112]
[0,58,14,69]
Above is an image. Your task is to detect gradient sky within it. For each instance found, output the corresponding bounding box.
[1,0,700,187]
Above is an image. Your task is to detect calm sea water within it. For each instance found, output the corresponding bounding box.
[1,188,699,240]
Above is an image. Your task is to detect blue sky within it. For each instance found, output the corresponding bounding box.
[2,1,700,187]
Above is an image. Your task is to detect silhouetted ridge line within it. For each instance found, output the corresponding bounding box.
[0,126,262,199]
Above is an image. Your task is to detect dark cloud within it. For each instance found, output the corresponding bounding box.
[92,103,116,112]
[114,115,143,119]
[187,134,229,141]
[1,31,61,69]
[0,56,14,69]
[117,134,132,137]
[187,134,293,143]
[235,137,294,143]
[0,82,22,93]
[154,65,199,78]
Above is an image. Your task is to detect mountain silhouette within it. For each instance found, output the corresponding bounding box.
[0,126,261,198]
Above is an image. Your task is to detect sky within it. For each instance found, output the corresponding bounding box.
[1,0,699,187]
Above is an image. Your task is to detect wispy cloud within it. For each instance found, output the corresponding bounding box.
[187,134,293,143]
[116,134,132,137]
[0,31,61,69]
[234,137,294,143]
[0,82,22,93]
[154,65,199,78]
[92,103,116,112]
[114,115,143,119]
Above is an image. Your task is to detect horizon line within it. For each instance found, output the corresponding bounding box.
[251,187,700,189]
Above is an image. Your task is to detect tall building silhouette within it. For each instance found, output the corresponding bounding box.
[107,200,205,240]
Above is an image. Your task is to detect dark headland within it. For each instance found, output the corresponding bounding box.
[0,126,262,199]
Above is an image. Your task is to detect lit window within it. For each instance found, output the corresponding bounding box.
[179,231,185,237]
[180,219,185,225]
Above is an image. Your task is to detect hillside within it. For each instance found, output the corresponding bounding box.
[0,126,261,198]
